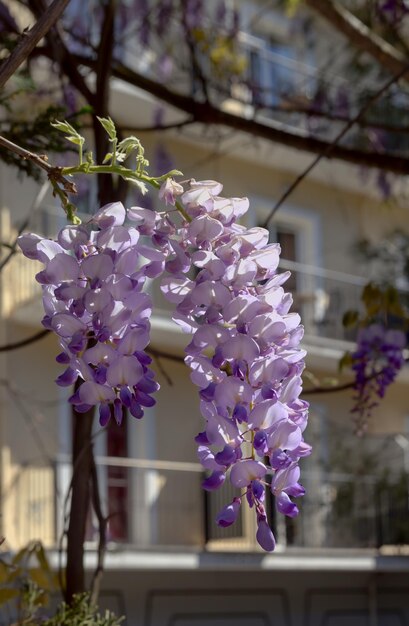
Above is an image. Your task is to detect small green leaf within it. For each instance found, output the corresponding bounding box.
[0,587,19,605]
[0,562,10,585]
[156,169,183,182]
[102,153,113,164]
[383,286,405,317]
[76,105,94,115]
[51,120,85,152]
[117,137,144,160]
[34,543,51,574]
[12,546,28,565]
[286,0,301,15]
[339,351,353,372]
[7,566,22,583]
[97,116,117,141]
[342,310,359,328]
[362,282,382,309]
[51,120,78,135]
[29,567,51,590]
[123,178,148,194]
[66,135,84,147]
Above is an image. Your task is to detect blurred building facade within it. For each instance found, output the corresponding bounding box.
[1,0,409,624]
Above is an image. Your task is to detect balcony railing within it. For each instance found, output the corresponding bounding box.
[152,256,369,344]
[279,258,367,343]
[232,32,409,157]
[5,446,409,553]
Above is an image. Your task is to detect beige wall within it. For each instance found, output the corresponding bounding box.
[0,321,61,547]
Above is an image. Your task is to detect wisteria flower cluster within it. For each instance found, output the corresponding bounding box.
[351,323,406,434]
[18,202,161,426]
[159,178,310,551]
[18,172,310,551]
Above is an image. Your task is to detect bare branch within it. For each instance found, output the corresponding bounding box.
[93,0,117,205]
[0,133,76,192]
[121,118,196,133]
[147,347,184,364]
[101,58,409,176]
[264,103,409,134]
[150,351,174,386]
[26,0,95,104]
[89,453,107,607]
[0,0,70,90]
[303,379,356,395]
[305,0,408,76]
[262,61,409,226]
[65,404,95,603]
[303,355,409,396]
[0,329,49,352]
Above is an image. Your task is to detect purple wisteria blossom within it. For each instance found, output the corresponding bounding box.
[159,177,310,551]
[351,323,406,434]
[19,174,310,551]
[18,201,161,426]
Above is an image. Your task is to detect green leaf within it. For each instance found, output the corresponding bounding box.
[361,283,382,316]
[102,153,113,164]
[117,137,143,160]
[0,562,9,585]
[50,120,77,135]
[7,566,22,583]
[51,120,85,151]
[155,169,183,182]
[0,587,19,605]
[34,543,51,575]
[123,178,148,194]
[97,116,117,141]
[286,0,301,15]
[29,567,51,590]
[339,351,353,372]
[66,135,84,146]
[342,310,359,328]
[76,105,94,116]
[12,546,28,565]
[383,286,405,318]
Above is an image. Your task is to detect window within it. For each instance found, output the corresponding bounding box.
[252,199,323,337]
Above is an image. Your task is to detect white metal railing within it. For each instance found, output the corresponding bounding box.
[3,442,406,552]
[230,31,409,156]
[152,256,369,343]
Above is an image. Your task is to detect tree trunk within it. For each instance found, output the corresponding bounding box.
[65,403,94,603]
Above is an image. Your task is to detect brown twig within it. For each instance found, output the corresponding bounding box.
[89,454,107,607]
[303,379,357,395]
[106,58,409,175]
[26,0,95,105]
[0,329,49,352]
[122,118,196,133]
[305,0,408,78]
[262,62,409,226]
[303,355,409,395]
[0,0,70,90]
[150,350,174,386]
[0,134,76,192]
[147,346,185,364]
